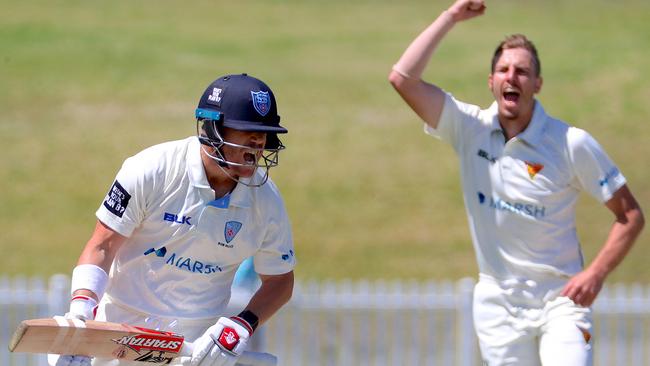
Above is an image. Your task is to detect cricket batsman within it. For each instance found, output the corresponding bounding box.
[49,73,296,366]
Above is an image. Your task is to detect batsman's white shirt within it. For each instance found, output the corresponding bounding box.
[96,136,296,320]
[426,94,626,286]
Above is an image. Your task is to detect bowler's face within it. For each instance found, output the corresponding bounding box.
[489,47,542,123]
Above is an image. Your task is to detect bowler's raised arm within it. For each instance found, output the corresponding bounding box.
[388,0,485,129]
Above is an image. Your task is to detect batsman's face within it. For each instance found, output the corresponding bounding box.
[220,128,267,178]
[489,47,542,123]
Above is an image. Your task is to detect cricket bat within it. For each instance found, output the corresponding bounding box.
[8,318,277,366]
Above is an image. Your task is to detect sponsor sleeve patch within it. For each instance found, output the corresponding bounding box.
[103,180,131,218]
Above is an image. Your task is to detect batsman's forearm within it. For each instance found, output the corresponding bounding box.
[392,11,456,79]
[244,272,294,326]
[77,243,115,273]
[77,221,126,273]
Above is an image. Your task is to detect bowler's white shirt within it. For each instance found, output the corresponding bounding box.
[425,94,626,282]
[96,137,296,319]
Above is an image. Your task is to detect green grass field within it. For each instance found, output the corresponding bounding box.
[1,0,649,282]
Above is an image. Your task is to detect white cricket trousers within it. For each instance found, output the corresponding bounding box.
[473,274,593,366]
[91,295,218,366]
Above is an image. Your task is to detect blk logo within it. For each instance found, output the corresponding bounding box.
[477,149,497,163]
[164,212,192,225]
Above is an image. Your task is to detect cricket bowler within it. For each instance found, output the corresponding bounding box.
[389,0,644,365]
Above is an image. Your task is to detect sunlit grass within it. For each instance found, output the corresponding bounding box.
[1,0,648,281]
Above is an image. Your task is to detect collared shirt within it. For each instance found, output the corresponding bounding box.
[424,94,626,282]
[96,136,296,319]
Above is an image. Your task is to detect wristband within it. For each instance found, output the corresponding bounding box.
[69,295,98,320]
[233,310,259,333]
[71,264,108,299]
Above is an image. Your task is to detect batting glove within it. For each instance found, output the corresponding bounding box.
[47,354,92,366]
[47,296,97,366]
[190,316,254,366]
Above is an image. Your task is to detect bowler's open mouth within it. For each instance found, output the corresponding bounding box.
[503,91,519,103]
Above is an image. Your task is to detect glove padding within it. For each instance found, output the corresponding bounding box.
[46,315,93,366]
[47,354,92,366]
[189,317,253,366]
[47,296,96,366]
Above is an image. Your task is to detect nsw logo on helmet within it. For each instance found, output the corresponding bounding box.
[251,91,271,117]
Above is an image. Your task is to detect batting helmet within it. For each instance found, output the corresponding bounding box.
[195,73,287,186]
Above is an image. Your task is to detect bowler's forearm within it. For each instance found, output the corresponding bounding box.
[587,208,644,278]
[392,11,456,80]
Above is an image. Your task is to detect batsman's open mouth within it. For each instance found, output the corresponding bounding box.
[243,152,257,165]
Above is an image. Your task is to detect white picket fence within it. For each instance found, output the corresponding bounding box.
[2,275,650,365]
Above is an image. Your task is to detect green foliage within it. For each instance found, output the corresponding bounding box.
[1,0,648,281]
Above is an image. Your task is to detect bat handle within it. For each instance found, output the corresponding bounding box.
[180,342,277,366]
[180,341,194,357]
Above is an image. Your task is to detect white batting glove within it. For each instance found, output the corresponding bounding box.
[47,354,92,366]
[47,296,97,366]
[66,294,98,321]
[190,316,254,366]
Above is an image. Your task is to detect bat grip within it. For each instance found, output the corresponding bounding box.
[180,341,194,357]
[180,342,277,366]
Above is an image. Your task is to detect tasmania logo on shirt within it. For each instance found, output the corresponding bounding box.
[525,161,544,179]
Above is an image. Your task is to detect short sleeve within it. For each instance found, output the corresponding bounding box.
[568,127,626,203]
[424,93,484,153]
[95,156,150,237]
[253,193,296,276]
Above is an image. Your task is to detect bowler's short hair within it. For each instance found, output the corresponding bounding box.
[491,34,541,77]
